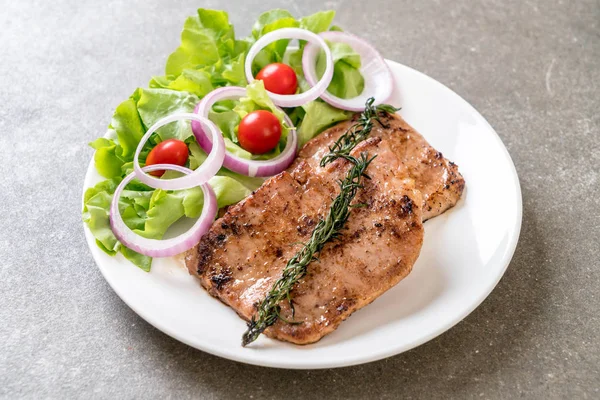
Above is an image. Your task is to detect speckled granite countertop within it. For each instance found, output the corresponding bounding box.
[1,0,598,398]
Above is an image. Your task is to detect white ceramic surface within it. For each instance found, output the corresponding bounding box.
[83,60,522,369]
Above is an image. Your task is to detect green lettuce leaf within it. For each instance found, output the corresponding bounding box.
[297,101,351,146]
[90,138,125,179]
[110,98,145,157]
[299,10,335,34]
[165,15,220,76]
[134,88,199,141]
[82,178,121,254]
[149,69,214,98]
[82,178,153,270]
[251,9,295,38]
[221,53,247,86]
[316,42,365,99]
[121,247,152,272]
[165,9,239,82]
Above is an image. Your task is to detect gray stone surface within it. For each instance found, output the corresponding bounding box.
[1,0,599,398]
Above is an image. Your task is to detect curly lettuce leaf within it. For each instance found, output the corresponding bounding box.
[316,41,365,99]
[300,11,335,33]
[83,178,122,254]
[110,99,145,157]
[89,138,126,179]
[165,12,223,76]
[164,9,243,87]
[82,178,154,270]
[121,247,152,272]
[149,69,214,98]
[221,53,247,86]
[297,101,350,146]
[133,88,199,141]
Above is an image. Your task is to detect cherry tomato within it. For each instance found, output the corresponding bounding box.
[238,110,282,154]
[256,63,298,95]
[145,139,189,177]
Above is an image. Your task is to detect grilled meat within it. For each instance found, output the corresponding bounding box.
[185,112,464,344]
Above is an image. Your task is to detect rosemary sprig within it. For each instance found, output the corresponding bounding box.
[241,97,400,346]
[320,97,400,167]
[241,152,376,346]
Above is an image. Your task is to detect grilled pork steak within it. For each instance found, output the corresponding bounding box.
[185,113,464,344]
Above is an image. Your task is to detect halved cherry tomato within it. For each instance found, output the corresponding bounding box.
[238,110,282,154]
[145,138,189,177]
[256,63,298,95]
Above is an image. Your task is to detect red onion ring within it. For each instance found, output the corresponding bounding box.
[192,86,298,177]
[110,164,217,258]
[245,27,334,108]
[303,31,394,112]
[133,113,225,190]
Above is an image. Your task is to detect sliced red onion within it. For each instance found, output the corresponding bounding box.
[245,27,334,108]
[192,86,298,177]
[133,113,225,190]
[110,164,217,258]
[303,31,394,112]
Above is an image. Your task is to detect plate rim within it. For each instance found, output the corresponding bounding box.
[82,59,523,369]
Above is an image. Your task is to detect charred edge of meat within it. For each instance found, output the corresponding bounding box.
[376,112,395,126]
[219,216,241,235]
[336,298,357,314]
[351,226,367,240]
[400,195,414,214]
[195,229,231,274]
[196,234,216,274]
[210,269,232,290]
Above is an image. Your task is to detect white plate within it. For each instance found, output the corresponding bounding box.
[83,60,522,369]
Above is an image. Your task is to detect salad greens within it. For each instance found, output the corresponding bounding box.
[208,80,292,160]
[83,8,365,270]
